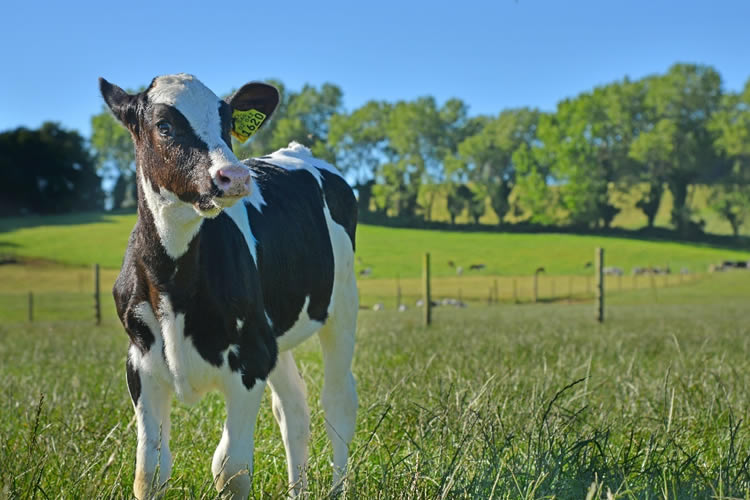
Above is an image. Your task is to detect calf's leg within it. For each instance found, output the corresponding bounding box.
[128,359,173,499]
[268,351,311,495]
[318,275,359,489]
[212,378,266,499]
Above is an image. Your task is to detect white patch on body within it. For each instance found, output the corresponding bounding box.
[276,296,325,352]
[139,173,203,259]
[148,74,228,153]
[223,198,259,263]
[262,141,344,187]
[245,169,267,212]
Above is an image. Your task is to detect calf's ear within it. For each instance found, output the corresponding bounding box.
[226,82,279,142]
[99,77,138,130]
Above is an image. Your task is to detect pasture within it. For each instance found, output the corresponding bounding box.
[1,273,750,499]
[2,215,750,498]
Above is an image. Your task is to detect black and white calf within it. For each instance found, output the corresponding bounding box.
[100,74,358,499]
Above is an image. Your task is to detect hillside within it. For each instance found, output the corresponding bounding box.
[1,212,747,278]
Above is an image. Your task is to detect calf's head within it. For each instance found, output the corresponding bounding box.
[99,73,278,216]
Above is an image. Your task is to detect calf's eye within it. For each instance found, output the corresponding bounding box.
[157,121,173,137]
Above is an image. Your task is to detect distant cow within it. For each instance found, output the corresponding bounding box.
[101,74,358,499]
[469,263,486,271]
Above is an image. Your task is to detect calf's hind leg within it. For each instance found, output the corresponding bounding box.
[268,351,311,494]
[212,378,266,499]
[318,276,359,489]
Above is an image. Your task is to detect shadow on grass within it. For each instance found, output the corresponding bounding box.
[0,209,135,234]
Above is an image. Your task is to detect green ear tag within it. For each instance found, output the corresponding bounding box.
[231,109,267,142]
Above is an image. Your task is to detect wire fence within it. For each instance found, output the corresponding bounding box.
[357,269,705,310]
[0,260,708,323]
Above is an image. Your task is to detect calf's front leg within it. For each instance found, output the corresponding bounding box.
[127,358,173,499]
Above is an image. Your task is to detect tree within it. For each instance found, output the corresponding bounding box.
[454,109,540,225]
[708,79,750,236]
[91,84,146,209]
[445,184,472,225]
[709,186,750,237]
[642,64,723,234]
[466,184,487,224]
[417,181,443,221]
[512,142,560,225]
[371,97,479,219]
[0,122,103,215]
[328,100,394,216]
[629,118,676,227]
[540,80,644,229]
[91,107,136,208]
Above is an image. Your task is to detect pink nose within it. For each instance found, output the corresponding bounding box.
[213,165,251,197]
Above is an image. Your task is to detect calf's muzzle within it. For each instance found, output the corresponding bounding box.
[213,164,251,198]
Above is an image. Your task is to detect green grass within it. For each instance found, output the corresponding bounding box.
[1,212,748,280]
[2,273,750,498]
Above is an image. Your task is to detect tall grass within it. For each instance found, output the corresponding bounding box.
[2,274,750,498]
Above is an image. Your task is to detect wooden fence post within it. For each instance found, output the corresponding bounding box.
[567,276,572,303]
[396,274,402,309]
[493,279,499,304]
[28,292,33,322]
[513,278,518,303]
[595,248,604,322]
[423,253,431,326]
[94,263,101,325]
[533,273,539,303]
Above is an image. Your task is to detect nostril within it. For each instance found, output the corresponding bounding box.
[214,166,251,195]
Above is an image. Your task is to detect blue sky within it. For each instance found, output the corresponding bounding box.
[2,0,749,138]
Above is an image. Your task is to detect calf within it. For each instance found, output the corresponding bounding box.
[100,74,358,499]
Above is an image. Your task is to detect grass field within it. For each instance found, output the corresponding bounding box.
[1,213,750,498]
[2,272,750,499]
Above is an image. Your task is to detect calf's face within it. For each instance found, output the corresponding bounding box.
[99,73,278,216]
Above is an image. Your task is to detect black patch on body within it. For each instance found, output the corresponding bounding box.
[244,159,336,334]
[317,169,357,251]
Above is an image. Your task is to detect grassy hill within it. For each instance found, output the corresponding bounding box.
[1,211,748,279]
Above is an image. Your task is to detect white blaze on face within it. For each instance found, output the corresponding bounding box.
[147,73,239,178]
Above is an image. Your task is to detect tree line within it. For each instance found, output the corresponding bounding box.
[3,63,748,237]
